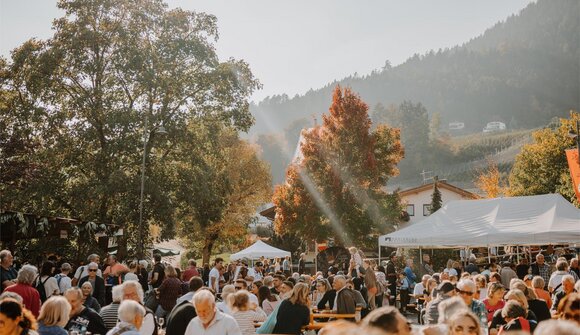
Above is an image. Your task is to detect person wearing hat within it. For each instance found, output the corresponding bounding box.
[423,280,456,324]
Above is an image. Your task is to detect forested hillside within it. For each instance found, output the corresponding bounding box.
[252,0,579,186]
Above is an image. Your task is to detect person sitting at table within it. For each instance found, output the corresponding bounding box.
[552,275,577,312]
[272,283,311,335]
[332,275,357,315]
[81,281,102,312]
[345,279,367,310]
[257,286,280,316]
[229,290,267,335]
[314,278,336,310]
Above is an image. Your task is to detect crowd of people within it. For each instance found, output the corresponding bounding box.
[0,247,579,335]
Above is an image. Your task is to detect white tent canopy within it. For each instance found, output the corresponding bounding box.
[379,194,580,248]
[230,240,291,260]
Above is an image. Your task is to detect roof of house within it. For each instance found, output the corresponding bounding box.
[398,181,480,200]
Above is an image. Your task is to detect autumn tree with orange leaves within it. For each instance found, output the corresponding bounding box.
[272,87,404,247]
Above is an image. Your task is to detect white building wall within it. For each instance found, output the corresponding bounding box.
[401,188,472,227]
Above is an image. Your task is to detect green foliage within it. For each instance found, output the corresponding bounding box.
[0,0,261,258]
[430,179,443,214]
[508,112,579,206]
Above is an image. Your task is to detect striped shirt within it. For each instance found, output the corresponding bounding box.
[231,309,267,335]
[99,302,120,330]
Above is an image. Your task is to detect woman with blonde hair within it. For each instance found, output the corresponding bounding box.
[272,282,311,334]
[37,296,71,335]
[448,310,480,335]
[229,290,266,335]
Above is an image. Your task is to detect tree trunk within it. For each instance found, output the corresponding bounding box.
[202,238,214,267]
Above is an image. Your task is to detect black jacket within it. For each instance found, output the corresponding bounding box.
[79,276,106,307]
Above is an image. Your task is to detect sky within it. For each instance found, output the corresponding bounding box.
[0,0,533,102]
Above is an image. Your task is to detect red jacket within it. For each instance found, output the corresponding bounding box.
[4,283,41,317]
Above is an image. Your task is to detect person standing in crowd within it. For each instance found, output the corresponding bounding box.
[500,262,518,288]
[209,258,224,293]
[72,254,102,287]
[181,259,200,283]
[121,281,157,335]
[363,259,378,311]
[103,254,129,287]
[0,250,18,293]
[64,287,107,335]
[54,263,72,294]
[420,254,434,277]
[298,253,306,275]
[124,262,140,282]
[166,277,204,335]
[4,264,41,317]
[37,261,59,302]
[0,298,38,335]
[272,282,311,334]
[465,255,479,275]
[570,258,580,279]
[549,259,572,293]
[282,256,291,277]
[37,296,71,335]
[106,300,146,335]
[403,259,417,291]
[385,252,398,306]
[100,285,124,331]
[516,258,530,279]
[138,260,149,293]
[79,262,106,307]
[247,262,264,282]
[374,265,388,308]
[149,254,166,291]
[184,289,241,335]
[531,254,552,289]
[155,264,182,318]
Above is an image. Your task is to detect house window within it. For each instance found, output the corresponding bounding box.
[406,204,415,216]
[423,204,431,216]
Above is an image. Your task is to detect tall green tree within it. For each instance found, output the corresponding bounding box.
[272,87,404,247]
[0,0,259,258]
[508,111,579,206]
[430,177,442,214]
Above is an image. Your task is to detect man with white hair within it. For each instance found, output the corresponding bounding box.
[0,250,18,292]
[184,289,241,335]
[100,284,124,331]
[106,300,146,335]
[548,259,573,293]
[455,279,487,326]
[55,262,73,293]
[552,275,577,311]
[332,275,357,315]
[72,254,102,286]
[121,280,158,335]
[64,287,107,335]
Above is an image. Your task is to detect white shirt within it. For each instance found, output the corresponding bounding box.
[40,276,60,298]
[247,268,263,281]
[55,273,72,294]
[74,266,102,282]
[209,268,221,292]
[548,271,568,291]
[413,282,425,296]
[140,312,155,335]
[185,310,242,335]
[176,291,196,306]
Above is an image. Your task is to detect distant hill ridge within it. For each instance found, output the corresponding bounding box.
[249,0,579,137]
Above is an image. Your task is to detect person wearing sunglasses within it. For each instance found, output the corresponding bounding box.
[456,279,487,328]
[78,262,106,307]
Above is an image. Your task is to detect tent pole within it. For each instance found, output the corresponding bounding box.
[419,247,423,267]
[488,246,491,264]
[378,236,381,266]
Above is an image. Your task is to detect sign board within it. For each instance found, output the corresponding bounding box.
[565,149,580,203]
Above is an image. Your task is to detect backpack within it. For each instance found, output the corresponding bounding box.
[35,276,50,303]
[54,274,65,293]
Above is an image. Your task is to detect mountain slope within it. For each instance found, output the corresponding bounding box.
[250,0,579,138]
